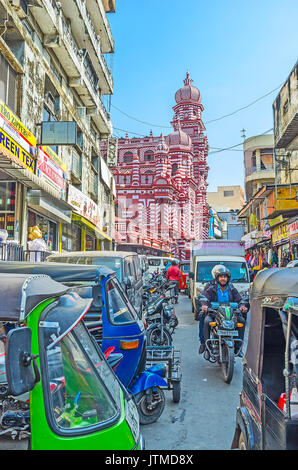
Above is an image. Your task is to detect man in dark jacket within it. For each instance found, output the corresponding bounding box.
[198,265,248,355]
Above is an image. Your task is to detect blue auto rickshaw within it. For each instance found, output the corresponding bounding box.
[0,261,167,424]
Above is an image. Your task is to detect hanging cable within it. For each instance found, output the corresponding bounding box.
[111,83,283,130]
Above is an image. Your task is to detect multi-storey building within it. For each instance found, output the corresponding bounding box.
[243,134,275,202]
[0,0,116,256]
[101,73,210,260]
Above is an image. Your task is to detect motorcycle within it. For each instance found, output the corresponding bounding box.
[202,301,245,384]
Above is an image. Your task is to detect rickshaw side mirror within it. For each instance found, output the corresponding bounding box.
[189,272,194,279]
[5,327,38,396]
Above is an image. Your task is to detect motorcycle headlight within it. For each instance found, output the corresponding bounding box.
[222,320,235,330]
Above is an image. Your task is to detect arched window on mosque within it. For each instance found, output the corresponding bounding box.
[123,152,133,163]
[144,170,153,185]
[144,150,154,162]
[171,163,178,176]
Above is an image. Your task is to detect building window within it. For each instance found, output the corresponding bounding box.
[260,149,273,170]
[123,152,133,163]
[144,150,154,162]
[223,190,234,197]
[0,55,18,113]
[171,163,178,176]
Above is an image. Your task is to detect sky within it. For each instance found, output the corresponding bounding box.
[106,0,298,195]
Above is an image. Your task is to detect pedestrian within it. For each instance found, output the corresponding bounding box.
[166,260,183,303]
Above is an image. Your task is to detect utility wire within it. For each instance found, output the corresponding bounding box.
[208,128,273,155]
[111,83,283,130]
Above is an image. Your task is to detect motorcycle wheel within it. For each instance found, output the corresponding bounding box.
[172,381,181,403]
[221,344,234,384]
[147,325,172,346]
[136,388,165,425]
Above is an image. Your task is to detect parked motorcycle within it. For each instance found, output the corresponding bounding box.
[202,300,245,384]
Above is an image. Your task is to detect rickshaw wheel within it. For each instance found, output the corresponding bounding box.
[238,431,247,450]
[137,388,165,425]
[221,344,234,384]
[172,381,181,403]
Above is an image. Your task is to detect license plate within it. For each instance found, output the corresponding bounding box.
[217,330,238,337]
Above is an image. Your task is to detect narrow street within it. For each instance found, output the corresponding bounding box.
[142,295,246,450]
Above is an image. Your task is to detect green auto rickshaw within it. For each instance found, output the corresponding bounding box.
[0,273,144,450]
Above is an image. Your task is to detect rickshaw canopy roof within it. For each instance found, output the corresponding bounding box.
[251,267,298,301]
[246,268,298,379]
[0,261,114,282]
[0,273,69,321]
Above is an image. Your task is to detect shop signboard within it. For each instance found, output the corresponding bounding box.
[0,100,36,172]
[241,230,258,249]
[255,230,272,244]
[37,146,67,199]
[143,239,151,247]
[68,184,100,227]
[288,219,298,240]
[272,222,289,246]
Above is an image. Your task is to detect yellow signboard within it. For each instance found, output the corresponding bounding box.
[0,101,36,148]
[0,127,35,173]
[272,222,289,246]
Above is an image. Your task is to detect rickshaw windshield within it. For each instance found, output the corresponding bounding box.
[106,278,137,324]
[41,320,119,433]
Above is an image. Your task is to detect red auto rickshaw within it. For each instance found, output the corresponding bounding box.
[179,261,190,295]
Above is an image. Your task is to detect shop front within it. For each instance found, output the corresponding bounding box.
[0,100,36,245]
[67,184,112,252]
[27,190,72,253]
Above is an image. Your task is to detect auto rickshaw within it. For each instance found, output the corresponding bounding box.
[231,268,298,450]
[179,261,190,295]
[0,273,144,450]
[0,261,168,425]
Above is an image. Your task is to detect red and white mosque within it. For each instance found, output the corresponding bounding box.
[104,73,210,260]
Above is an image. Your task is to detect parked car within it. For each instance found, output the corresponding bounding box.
[47,251,144,318]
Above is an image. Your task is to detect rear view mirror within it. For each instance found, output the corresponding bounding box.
[5,327,38,396]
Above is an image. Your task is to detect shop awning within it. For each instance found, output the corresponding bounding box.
[72,213,112,242]
[0,149,63,200]
[27,190,72,224]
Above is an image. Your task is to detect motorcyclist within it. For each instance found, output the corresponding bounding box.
[198,265,249,356]
[166,260,183,304]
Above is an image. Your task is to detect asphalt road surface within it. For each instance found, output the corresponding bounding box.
[142,294,249,450]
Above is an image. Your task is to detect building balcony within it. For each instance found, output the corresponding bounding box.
[245,168,275,184]
[273,61,298,150]
[59,0,113,94]
[86,0,115,53]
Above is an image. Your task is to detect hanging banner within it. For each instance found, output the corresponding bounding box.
[37,146,67,199]
[68,184,100,227]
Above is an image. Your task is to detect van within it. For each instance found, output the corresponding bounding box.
[147,256,179,275]
[189,241,250,318]
[47,251,144,317]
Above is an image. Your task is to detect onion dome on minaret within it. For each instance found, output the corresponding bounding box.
[175,71,201,104]
[167,120,191,150]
